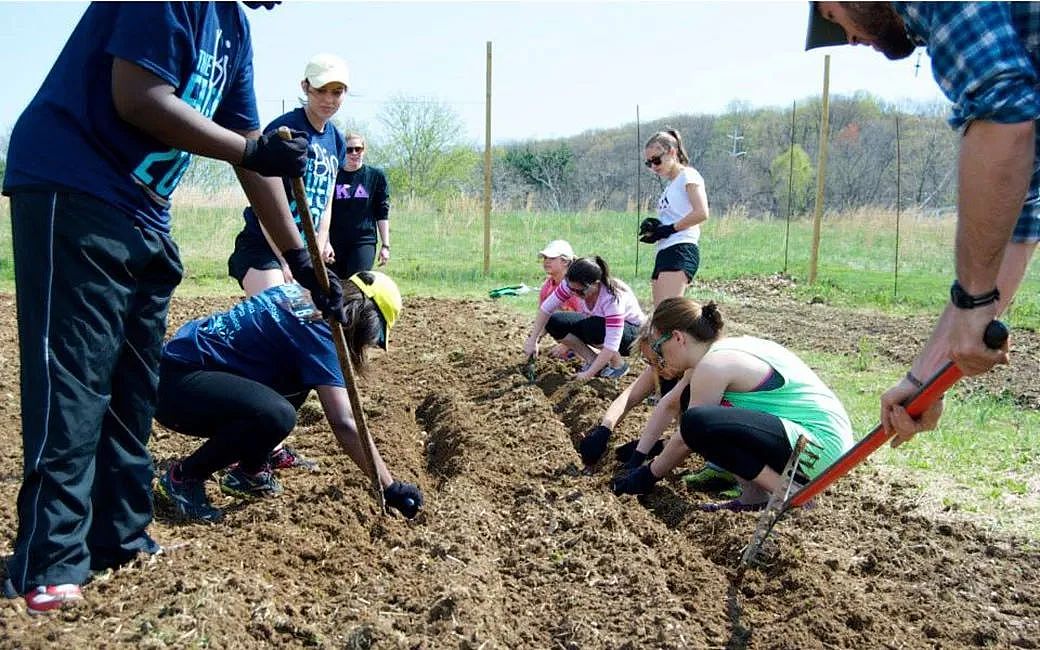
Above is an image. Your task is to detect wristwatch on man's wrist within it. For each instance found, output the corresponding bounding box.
[949,279,999,309]
[381,243,390,250]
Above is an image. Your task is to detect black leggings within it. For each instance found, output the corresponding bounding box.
[679,406,804,482]
[155,363,308,480]
[329,243,376,280]
[544,312,639,356]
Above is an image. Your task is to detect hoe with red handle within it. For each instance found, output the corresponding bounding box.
[740,319,1009,570]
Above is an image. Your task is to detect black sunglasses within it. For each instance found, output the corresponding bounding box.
[567,282,592,296]
[346,146,365,154]
[644,153,666,168]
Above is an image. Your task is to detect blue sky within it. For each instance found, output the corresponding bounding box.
[0,1,947,145]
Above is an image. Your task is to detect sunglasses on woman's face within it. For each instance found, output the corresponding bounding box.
[567,282,592,296]
[644,153,666,168]
[346,146,365,154]
[647,332,672,368]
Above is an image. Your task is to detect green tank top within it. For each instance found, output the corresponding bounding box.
[710,336,853,479]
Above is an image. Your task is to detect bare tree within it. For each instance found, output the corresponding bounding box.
[377,94,475,202]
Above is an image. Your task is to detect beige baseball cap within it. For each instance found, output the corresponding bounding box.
[539,240,575,260]
[805,2,848,50]
[304,53,350,89]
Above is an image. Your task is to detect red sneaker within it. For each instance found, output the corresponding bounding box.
[25,584,83,615]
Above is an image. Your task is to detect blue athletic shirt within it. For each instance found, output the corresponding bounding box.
[241,107,347,237]
[2,2,259,234]
[162,284,343,394]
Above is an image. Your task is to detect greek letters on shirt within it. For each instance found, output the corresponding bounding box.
[334,182,370,200]
[130,28,233,206]
[290,142,340,229]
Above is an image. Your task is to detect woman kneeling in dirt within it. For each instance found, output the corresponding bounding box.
[153,271,422,522]
[523,256,646,381]
[610,297,853,511]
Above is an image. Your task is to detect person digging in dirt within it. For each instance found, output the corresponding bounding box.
[153,272,422,523]
[523,256,646,381]
[577,357,742,499]
[610,298,853,512]
[536,239,583,360]
[0,1,348,615]
[805,2,1033,446]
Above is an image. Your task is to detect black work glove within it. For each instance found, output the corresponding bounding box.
[614,439,665,464]
[610,464,661,496]
[282,248,345,322]
[638,217,661,243]
[641,222,677,244]
[578,425,612,466]
[384,481,423,519]
[241,128,308,177]
[620,449,648,472]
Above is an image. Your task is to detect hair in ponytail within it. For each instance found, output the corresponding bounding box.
[644,128,690,166]
[650,297,724,343]
[338,271,384,374]
[566,255,621,300]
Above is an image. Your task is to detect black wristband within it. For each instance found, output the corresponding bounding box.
[904,371,924,389]
[381,243,390,250]
[949,280,999,309]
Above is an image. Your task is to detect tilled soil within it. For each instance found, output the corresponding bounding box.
[0,285,1038,649]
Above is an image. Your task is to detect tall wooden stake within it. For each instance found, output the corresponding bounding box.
[483,41,493,275]
[809,55,830,285]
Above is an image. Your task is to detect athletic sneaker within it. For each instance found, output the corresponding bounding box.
[268,445,319,471]
[156,463,223,523]
[699,498,767,513]
[682,464,738,489]
[220,466,283,499]
[598,362,630,380]
[25,584,83,615]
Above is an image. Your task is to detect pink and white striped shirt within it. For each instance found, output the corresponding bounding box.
[539,279,646,352]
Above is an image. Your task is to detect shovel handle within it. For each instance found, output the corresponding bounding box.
[787,320,1008,509]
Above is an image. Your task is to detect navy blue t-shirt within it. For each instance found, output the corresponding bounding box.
[241,107,347,237]
[2,2,259,234]
[162,284,343,394]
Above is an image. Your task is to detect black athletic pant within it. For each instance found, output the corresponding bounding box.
[679,406,807,482]
[329,242,375,280]
[544,312,639,356]
[155,363,308,480]
[8,190,181,592]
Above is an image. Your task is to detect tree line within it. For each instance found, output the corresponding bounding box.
[0,91,959,217]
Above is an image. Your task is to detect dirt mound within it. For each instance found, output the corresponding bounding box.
[0,292,1037,648]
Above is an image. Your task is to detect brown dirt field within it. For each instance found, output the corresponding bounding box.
[0,285,1038,649]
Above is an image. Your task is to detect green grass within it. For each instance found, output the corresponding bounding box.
[1,195,1038,538]
[798,348,1040,540]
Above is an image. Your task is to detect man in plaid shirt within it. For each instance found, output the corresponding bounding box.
[806,3,1039,445]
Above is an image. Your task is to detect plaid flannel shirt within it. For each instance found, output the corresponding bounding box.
[894,2,1040,129]
[893,2,1040,242]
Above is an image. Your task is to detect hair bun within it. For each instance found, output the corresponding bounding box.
[701,301,724,332]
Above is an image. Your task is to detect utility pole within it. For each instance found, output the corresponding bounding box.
[727,128,747,158]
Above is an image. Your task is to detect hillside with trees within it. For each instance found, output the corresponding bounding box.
[0,92,956,217]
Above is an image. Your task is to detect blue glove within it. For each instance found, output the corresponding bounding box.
[241,128,308,178]
[384,481,423,519]
[610,464,661,496]
[579,425,612,466]
[282,248,345,322]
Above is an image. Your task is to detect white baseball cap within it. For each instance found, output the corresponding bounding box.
[304,53,350,89]
[539,240,575,259]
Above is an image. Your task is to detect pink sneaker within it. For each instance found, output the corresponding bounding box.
[25,584,83,615]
